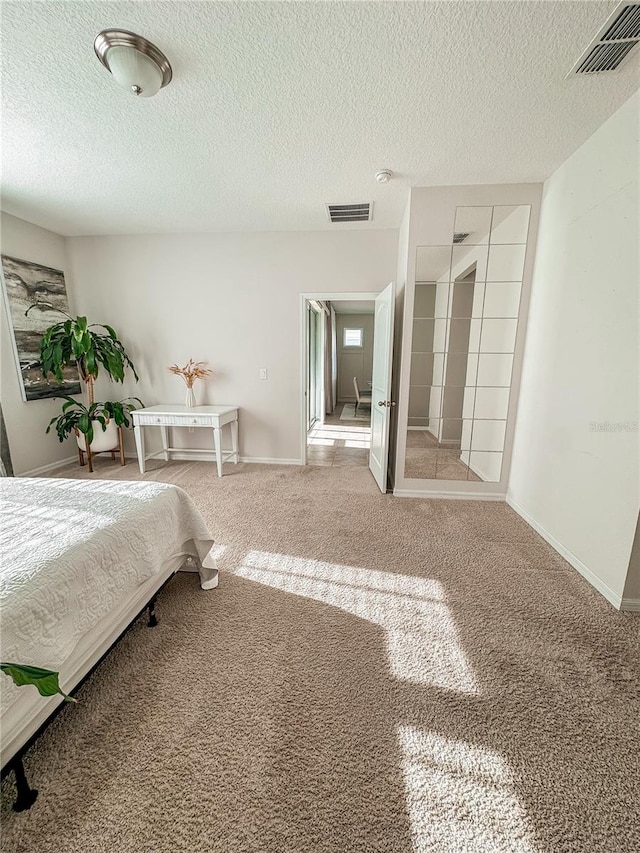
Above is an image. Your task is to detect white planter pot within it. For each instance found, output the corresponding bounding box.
[76,419,119,453]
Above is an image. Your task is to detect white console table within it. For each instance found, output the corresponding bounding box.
[132,404,239,477]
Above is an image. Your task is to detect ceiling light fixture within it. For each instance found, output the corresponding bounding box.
[375,169,393,183]
[94,29,172,98]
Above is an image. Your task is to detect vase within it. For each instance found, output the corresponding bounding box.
[185,386,196,408]
[76,419,119,453]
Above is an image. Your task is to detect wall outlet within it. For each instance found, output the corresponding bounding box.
[259,368,268,380]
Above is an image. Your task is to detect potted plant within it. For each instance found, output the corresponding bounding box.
[47,396,143,450]
[29,310,143,456]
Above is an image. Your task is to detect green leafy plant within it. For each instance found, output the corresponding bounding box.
[26,309,143,450]
[47,396,144,446]
[26,309,138,405]
[0,663,76,703]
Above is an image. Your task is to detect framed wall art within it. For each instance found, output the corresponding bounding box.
[1,254,81,401]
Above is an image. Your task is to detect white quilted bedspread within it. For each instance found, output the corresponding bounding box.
[0,477,217,712]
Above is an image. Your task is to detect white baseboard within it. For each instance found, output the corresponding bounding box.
[620,598,640,612]
[506,496,623,610]
[21,452,304,476]
[20,456,77,477]
[394,487,505,501]
[240,456,303,466]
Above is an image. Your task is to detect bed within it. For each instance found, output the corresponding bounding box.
[0,476,219,806]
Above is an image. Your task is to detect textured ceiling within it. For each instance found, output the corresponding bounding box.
[1,1,637,235]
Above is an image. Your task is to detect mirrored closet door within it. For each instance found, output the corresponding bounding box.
[404,205,530,482]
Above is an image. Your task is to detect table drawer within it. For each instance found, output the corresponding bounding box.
[134,413,215,426]
[136,414,173,426]
[175,415,213,427]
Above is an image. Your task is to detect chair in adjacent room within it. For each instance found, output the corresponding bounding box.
[353,377,372,413]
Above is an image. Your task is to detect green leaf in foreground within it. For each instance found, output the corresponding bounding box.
[0,663,77,703]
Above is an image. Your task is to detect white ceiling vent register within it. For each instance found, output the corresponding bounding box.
[569,2,640,74]
[326,203,373,223]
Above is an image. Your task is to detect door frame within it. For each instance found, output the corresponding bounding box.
[300,292,380,465]
[306,301,324,433]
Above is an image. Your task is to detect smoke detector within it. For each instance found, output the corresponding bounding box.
[375,170,393,184]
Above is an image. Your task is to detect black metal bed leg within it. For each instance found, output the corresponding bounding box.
[12,757,38,812]
[147,596,158,627]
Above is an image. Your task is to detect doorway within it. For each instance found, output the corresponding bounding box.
[301,286,395,492]
[301,294,377,468]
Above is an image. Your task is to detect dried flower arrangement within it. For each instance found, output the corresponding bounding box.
[169,359,213,407]
[168,359,213,389]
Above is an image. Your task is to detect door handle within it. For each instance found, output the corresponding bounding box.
[377,401,397,407]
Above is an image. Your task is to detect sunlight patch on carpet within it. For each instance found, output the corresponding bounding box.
[398,726,537,853]
[236,551,477,694]
[208,543,228,560]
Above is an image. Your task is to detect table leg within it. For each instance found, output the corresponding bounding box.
[230,417,239,464]
[213,427,223,477]
[134,424,146,474]
[160,425,169,462]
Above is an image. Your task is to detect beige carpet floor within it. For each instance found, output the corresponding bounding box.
[1,459,639,853]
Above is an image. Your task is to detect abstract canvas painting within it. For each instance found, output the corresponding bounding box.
[1,254,82,401]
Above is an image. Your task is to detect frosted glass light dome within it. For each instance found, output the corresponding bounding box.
[94,30,172,98]
[106,45,163,97]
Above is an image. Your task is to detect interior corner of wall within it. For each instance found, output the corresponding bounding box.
[622,511,640,600]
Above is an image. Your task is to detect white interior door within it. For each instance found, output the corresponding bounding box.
[369,282,395,492]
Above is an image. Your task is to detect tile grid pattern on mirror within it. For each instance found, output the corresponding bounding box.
[405,205,531,482]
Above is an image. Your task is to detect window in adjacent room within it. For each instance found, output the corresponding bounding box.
[343,327,364,348]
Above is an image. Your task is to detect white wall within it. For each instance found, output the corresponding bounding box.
[509,91,639,609]
[0,213,77,475]
[66,230,398,462]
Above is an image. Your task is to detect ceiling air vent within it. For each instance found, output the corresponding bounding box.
[326,203,372,223]
[569,2,640,74]
[453,232,470,244]
[602,3,640,39]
